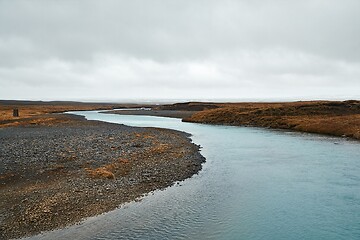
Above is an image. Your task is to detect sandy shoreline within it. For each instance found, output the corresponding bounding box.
[0,114,205,239]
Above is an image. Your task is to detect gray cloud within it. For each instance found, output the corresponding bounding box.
[0,0,359,101]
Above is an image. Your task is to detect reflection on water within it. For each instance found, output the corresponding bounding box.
[27,111,360,240]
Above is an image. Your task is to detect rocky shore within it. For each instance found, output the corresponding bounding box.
[0,114,205,239]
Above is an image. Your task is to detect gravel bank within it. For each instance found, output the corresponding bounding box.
[0,115,205,239]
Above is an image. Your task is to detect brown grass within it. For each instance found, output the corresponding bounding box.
[85,158,132,180]
[149,143,170,154]
[134,132,156,139]
[0,101,138,127]
[0,104,108,121]
[184,100,360,140]
[86,167,116,180]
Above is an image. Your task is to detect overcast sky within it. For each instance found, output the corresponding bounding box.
[0,0,359,102]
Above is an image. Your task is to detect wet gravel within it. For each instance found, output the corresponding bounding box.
[0,116,205,240]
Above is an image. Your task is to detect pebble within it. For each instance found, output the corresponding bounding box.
[0,116,205,240]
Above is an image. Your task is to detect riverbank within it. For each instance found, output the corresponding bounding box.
[103,100,360,141]
[103,109,194,119]
[182,100,360,140]
[0,114,205,239]
[0,100,144,128]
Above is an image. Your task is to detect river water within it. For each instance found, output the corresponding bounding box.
[28,111,360,240]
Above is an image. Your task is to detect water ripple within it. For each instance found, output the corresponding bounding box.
[26,112,360,240]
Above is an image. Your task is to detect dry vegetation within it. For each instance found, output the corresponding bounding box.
[85,158,131,180]
[183,100,360,140]
[0,100,140,127]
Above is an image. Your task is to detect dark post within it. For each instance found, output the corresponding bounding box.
[13,108,19,117]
